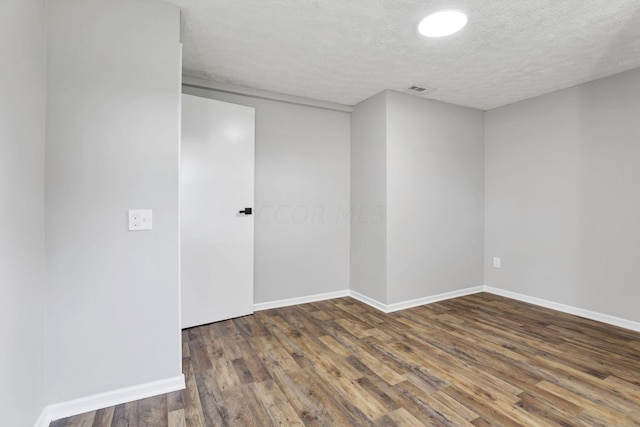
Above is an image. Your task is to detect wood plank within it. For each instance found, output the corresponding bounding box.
[253,380,304,426]
[91,406,114,427]
[62,411,95,427]
[137,394,167,427]
[181,359,206,427]
[167,409,185,427]
[194,369,226,426]
[381,407,425,426]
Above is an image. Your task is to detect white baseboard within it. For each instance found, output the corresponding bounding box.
[37,374,185,426]
[254,290,350,311]
[33,407,51,427]
[349,290,388,312]
[484,286,640,333]
[350,286,484,313]
[257,287,484,314]
[385,286,485,313]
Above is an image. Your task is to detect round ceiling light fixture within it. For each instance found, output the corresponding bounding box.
[418,9,468,38]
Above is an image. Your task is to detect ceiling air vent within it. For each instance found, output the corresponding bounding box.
[404,85,436,96]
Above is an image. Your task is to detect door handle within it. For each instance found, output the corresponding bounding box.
[239,207,253,215]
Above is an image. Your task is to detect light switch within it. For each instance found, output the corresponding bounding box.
[493,257,501,268]
[129,209,152,231]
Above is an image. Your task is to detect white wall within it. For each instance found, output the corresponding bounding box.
[45,0,182,403]
[387,91,485,304]
[0,0,47,424]
[182,85,351,304]
[485,67,640,323]
[350,92,388,303]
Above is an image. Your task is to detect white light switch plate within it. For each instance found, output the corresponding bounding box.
[493,257,501,268]
[129,209,152,231]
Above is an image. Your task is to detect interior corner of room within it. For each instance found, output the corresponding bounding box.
[2,0,640,425]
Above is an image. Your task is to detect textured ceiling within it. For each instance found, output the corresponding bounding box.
[166,0,640,110]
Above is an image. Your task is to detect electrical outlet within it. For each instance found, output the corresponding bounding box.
[493,257,501,268]
[128,209,152,231]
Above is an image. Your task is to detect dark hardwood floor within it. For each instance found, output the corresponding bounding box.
[51,293,640,426]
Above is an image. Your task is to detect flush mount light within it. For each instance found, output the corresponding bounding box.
[418,9,468,38]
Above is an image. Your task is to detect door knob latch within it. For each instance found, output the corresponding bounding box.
[239,207,253,215]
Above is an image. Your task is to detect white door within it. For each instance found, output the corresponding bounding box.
[180,94,255,329]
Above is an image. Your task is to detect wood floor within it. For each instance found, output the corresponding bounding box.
[52,293,640,426]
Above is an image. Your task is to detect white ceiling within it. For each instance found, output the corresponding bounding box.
[167,0,640,110]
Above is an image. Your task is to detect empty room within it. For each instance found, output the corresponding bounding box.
[2,0,640,426]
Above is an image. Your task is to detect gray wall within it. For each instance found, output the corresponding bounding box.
[485,67,640,323]
[0,0,47,424]
[350,91,485,305]
[350,92,388,303]
[182,86,351,304]
[387,91,485,304]
[45,0,183,403]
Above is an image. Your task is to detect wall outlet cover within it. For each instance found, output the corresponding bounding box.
[129,209,153,231]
